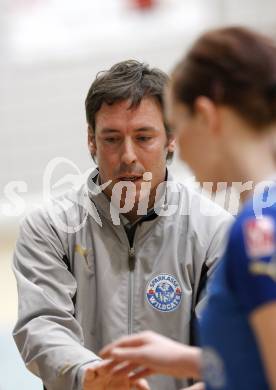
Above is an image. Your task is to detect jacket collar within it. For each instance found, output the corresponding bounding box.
[85,168,174,225]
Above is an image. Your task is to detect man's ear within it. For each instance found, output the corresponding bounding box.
[88,126,97,157]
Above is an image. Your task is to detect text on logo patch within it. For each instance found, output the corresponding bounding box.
[146,273,182,312]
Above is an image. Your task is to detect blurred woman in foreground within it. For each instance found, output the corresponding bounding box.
[100,27,276,390]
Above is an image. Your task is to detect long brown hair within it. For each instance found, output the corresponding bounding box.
[172,27,276,128]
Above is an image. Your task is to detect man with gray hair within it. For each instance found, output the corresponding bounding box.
[13,60,231,390]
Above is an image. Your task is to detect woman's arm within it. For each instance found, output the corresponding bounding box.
[100,331,202,381]
[250,302,276,390]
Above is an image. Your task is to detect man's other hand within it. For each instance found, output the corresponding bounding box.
[83,359,150,390]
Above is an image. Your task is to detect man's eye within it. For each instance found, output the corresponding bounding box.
[137,136,152,142]
[104,137,119,144]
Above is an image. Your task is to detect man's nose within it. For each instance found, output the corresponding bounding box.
[120,139,137,165]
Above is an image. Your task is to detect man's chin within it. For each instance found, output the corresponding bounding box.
[109,179,155,214]
[119,193,152,216]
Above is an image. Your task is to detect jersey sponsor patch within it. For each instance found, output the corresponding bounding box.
[146,273,182,312]
[249,257,276,281]
[243,216,276,258]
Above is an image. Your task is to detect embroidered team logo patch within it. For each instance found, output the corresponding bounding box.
[244,216,276,258]
[146,273,182,312]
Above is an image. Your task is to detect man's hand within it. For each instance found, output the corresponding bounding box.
[83,359,150,390]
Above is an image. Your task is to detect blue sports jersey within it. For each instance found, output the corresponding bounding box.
[200,184,276,390]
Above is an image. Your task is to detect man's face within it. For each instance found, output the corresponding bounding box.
[88,97,174,214]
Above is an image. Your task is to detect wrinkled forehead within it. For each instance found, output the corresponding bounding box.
[95,97,166,133]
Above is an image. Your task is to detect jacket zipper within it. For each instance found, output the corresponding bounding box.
[128,246,135,335]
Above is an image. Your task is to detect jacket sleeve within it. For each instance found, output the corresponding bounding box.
[13,210,100,390]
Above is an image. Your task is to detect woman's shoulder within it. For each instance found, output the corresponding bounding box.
[230,182,276,246]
